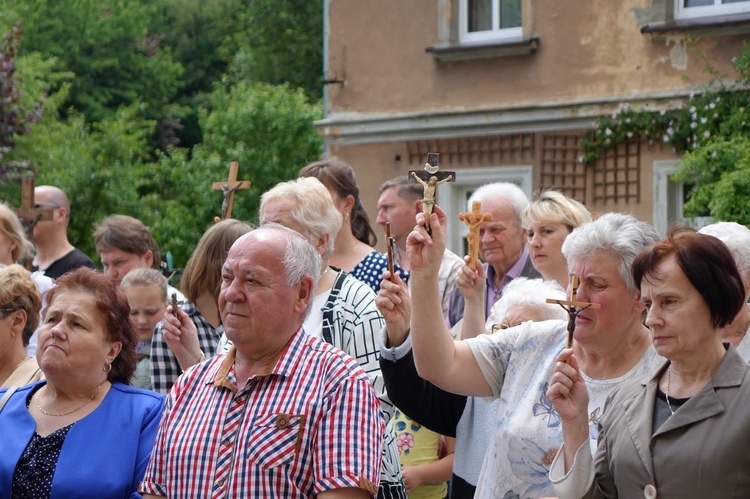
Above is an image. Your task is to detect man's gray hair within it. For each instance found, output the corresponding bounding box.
[562,213,660,293]
[261,223,320,318]
[699,222,750,273]
[468,182,529,225]
[492,277,568,323]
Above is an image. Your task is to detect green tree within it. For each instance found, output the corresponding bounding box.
[222,0,324,101]
[191,81,324,224]
[0,0,184,125]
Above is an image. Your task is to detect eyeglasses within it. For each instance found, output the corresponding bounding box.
[0,308,16,316]
[33,203,61,209]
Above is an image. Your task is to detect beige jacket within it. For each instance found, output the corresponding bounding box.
[2,357,44,389]
[552,345,750,499]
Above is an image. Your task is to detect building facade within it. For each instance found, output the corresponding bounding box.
[318,0,750,250]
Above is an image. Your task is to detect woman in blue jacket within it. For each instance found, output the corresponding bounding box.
[0,268,164,498]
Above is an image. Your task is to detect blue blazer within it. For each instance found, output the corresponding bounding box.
[0,382,164,499]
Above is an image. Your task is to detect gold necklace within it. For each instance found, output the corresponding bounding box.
[36,383,103,417]
[320,265,330,279]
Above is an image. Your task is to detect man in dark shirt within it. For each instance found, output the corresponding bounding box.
[31,185,96,279]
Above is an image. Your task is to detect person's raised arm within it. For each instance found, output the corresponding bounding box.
[407,205,491,397]
[456,259,487,339]
[547,348,591,473]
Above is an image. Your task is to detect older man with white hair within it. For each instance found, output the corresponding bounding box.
[699,221,750,360]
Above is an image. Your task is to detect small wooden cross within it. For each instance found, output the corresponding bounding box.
[546,275,601,349]
[12,175,54,235]
[212,161,251,220]
[385,222,396,282]
[459,201,493,271]
[408,153,455,234]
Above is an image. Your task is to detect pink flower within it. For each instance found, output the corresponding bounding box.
[396,433,414,453]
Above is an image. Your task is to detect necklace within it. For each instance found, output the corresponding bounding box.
[36,383,103,417]
[665,367,675,416]
[320,265,330,279]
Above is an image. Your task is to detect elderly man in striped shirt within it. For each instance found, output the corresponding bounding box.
[140,224,384,498]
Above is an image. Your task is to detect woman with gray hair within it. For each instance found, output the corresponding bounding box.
[242,177,406,499]
[379,209,665,498]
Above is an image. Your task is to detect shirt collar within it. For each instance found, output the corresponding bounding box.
[210,327,308,393]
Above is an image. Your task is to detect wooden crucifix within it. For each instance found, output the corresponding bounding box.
[12,175,54,235]
[385,222,396,282]
[409,153,455,234]
[546,275,600,349]
[459,201,493,271]
[212,161,251,220]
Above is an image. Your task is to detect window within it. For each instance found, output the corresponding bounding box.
[436,166,532,254]
[675,0,750,20]
[460,0,522,44]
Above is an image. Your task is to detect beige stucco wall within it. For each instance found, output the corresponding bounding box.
[326,0,745,115]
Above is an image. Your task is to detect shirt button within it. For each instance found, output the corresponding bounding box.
[215,478,226,487]
[644,484,657,499]
[222,437,233,446]
[277,415,289,429]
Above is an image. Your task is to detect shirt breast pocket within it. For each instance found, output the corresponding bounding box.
[245,413,305,469]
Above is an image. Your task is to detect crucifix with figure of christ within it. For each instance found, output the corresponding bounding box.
[459,201,492,271]
[546,275,600,349]
[12,174,54,235]
[409,153,455,234]
[212,161,251,220]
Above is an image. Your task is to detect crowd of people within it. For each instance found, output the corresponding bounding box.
[1,159,750,498]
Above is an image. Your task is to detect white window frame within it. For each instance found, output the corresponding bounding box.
[653,160,713,234]
[675,0,750,20]
[459,0,523,44]
[653,160,683,236]
[436,166,532,255]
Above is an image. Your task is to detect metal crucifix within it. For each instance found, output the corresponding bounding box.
[212,161,251,220]
[385,222,396,282]
[546,275,600,348]
[409,153,455,234]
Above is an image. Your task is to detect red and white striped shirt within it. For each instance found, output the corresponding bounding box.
[140,329,384,498]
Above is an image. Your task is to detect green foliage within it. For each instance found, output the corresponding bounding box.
[673,136,750,225]
[0,1,325,269]
[0,0,184,125]
[193,81,325,224]
[223,0,324,101]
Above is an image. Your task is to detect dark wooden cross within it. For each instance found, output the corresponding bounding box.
[212,161,251,220]
[385,222,396,282]
[408,153,455,234]
[546,275,601,349]
[459,201,493,271]
[12,175,54,235]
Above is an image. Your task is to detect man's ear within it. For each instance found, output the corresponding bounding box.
[294,276,314,314]
[144,250,154,268]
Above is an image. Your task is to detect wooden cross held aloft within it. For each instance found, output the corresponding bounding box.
[408,153,455,234]
[546,275,600,349]
[12,175,54,235]
[385,222,396,282]
[459,201,493,271]
[213,161,251,220]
